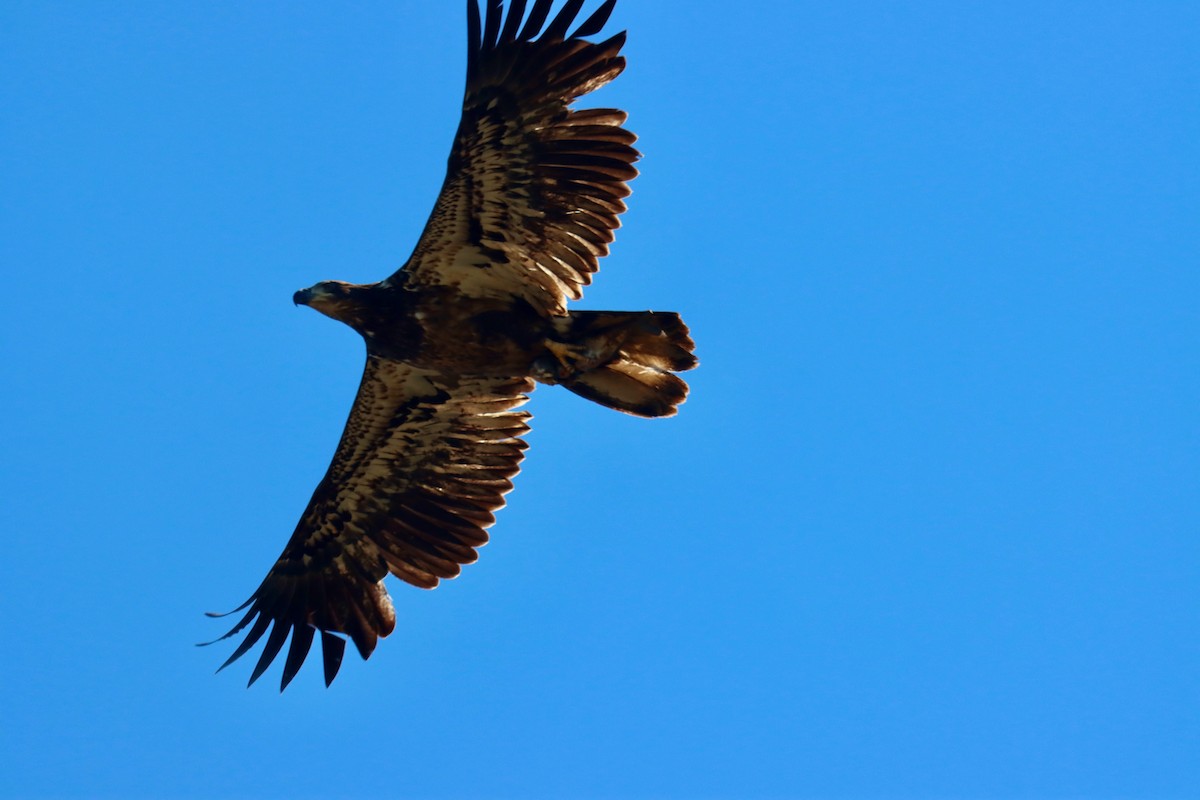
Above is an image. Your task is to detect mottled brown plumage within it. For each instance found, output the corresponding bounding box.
[204,0,696,691]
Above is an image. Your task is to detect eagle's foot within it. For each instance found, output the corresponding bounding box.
[532,340,606,385]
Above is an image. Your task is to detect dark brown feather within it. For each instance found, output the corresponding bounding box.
[481,0,504,52]
[572,0,617,38]
[499,0,527,44]
[206,359,533,687]
[395,1,637,317]
[280,623,315,692]
[518,0,555,41]
[320,631,347,686]
[466,0,483,74]
[543,0,586,41]
[248,622,290,687]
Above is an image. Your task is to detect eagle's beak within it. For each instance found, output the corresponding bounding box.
[293,288,312,307]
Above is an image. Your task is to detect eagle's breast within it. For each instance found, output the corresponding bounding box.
[403,290,547,377]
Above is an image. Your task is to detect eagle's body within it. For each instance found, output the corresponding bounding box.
[296,281,540,374]
[206,0,696,691]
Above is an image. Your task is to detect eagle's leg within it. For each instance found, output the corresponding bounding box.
[531,339,609,385]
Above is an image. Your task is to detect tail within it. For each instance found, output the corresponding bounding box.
[549,311,698,418]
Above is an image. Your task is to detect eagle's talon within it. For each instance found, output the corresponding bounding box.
[543,339,603,378]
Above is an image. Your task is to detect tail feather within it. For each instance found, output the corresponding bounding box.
[616,312,696,372]
[566,359,690,418]
[551,310,697,418]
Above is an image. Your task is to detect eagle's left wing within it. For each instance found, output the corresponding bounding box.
[205,357,533,690]
[391,0,638,317]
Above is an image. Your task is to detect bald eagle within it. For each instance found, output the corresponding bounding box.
[204,0,696,691]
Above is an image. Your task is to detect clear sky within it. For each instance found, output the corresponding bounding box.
[2,2,1197,798]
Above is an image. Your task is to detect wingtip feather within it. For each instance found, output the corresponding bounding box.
[280,623,316,692]
[544,0,586,41]
[498,0,527,45]
[203,595,254,619]
[518,0,555,41]
[572,0,618,38]
[216,613,270,673]
[247,621,290,688]
[321,631,348,687]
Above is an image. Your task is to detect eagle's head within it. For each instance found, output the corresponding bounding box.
[293,280,371,326]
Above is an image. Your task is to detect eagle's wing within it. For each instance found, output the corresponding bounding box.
[391,0,638,317]
[205,357,533,690]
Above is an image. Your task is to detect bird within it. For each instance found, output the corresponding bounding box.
[203,0,697,691]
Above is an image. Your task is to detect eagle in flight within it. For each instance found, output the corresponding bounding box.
[205,0,696,690]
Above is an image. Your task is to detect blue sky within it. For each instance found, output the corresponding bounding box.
[2,1,1197,797]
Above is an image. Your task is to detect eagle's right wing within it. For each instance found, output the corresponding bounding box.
[205,357,533,691]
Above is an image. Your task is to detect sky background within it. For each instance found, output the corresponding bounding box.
[2,1,1197,798]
